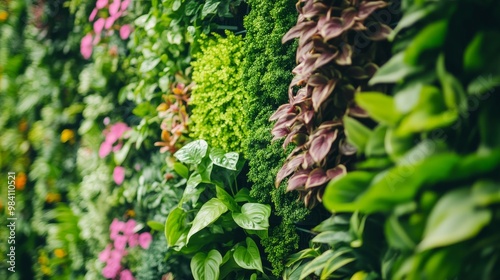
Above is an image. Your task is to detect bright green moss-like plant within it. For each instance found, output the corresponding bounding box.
[190,31,248,153]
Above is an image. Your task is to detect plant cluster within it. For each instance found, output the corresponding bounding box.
[271,0,395,207]
[323,0,500,278]
[190,32,248,153]
[164,140,272,279]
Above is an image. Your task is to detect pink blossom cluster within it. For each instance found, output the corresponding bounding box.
[99,121,131,185]
[99,219,152,279]
[81,0,132,59]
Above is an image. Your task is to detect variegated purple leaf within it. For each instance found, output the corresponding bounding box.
[341,7,357,30]
[308,73,329,87]
[306,168,329,188]
[313,51,340,70]
[326,164,347,180]
[352,21,367,31]
[271,126,290,140]
[275,154,304,187]
[303,2,329,19]
[287,170,310,191]
[269,104,293,121]
[364,23,392,41]
[274,113,297,129]
[309,129,338,163]
[312,79,337,111]
[320,18,344,41]
[301,151,315,169]
[339,139,357,155]
[357,1,388,20]
[347,104,369,117]
[282,21,317,44]
[335,43,353,65]
[364,62,379,77]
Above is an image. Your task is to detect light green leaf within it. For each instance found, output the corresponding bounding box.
[419,188,492,251]
[369,52,421,85]
[355,92,402,126]
[173,162,189,179]
[232,203,271,230]
[472,180,500,207]
[343,116,372,154]
[233,238,263,272]
[321,249,355,279]
[180,173,204,205]
[165,207,188,247]
[147,220,164,232]
[191,249,223,280]
[201,0,221,18]
[174,140,208,166]
[187,198,228,243]
[404,20,447,65]
[210,148,239,170]
[323,172,375,213]
[312,231,352,245]
[299,250,335,279]
[216,185,239,212]
[365,125,387,157]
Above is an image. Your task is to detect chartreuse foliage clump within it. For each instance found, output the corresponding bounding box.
[242,0,310,276]
[190,32,248,153]
[321,0,500,279]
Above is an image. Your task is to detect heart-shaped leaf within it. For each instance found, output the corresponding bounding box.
[233,238,263,272]
[232,203,271,230]
[187,198,228,243]
[191,249,223,280]
[174,140,208,166]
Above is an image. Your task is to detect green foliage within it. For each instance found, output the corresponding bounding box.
[165,140,272,279]
[242,0,310,275]
[323,1,500,279]
[190,32,248,153]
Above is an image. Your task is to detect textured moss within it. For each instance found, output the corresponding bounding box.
[243,0,310,276]
[190,32,248,153]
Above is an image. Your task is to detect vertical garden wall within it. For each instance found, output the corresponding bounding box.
[1,0,500,279]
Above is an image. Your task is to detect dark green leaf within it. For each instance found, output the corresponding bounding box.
[173,162,190,179]
[216,185,239,212]
[343,116,372,154]
[201,0,221,18]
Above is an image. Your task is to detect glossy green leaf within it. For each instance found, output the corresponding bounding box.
[356,92,402,126]
[418,188,492,251]
[385,215,416,250]
[187,198,228,243]
[147,220,164,232]
[174,140,208,166]
[365,125,388,157]
[385,128,417,161]
[165,207,188,247]
[180,173,204,205]
[173,162,189,179]
[299,250,335,279]
[210,148,239,170]
[404,20,447,65]
[472,180,500,207]
[388,4,436,41]
[323,172,376,213]
[216,185,239,212]
[232,203,271,230]
[312,231,353,245]
[436,55,467,111]
[191,249,223,280]
[201,0,221,18]
[233,238,263,272]
[369,52,421,85]
[343,116,372,154]
[321,250,355,279]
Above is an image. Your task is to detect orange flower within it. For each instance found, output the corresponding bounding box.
[15,172,27,191]
[126,209,135,218]
[18,119,28,132]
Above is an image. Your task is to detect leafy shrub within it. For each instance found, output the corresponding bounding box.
[324,1,500,279]
[190,32,248,153]
[271,0,395,207]
[242,0,310,276]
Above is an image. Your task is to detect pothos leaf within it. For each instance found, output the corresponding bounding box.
[233,238,263,272]
[187,198,228,243]
[191,249,223,280]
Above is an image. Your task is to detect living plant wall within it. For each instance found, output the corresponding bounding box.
[1,0,499,279]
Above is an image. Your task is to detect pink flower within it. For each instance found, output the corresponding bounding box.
[138,232,152,249]
[112,142,123,152]
[96,0,108,9]
[94,18,105,35]
[113,166,126,185]
[110,218,125,240]
[99,245,112,262]
[105,15,117,29]
[120,0,130,11]
[109,0,121,16]
[102,262,121,279]
[89,8,98,21]
[123,219,136,237]
[99,141,113,158]
[114,234,127,251]
[120,269,135,280]
[119,24,132,40]
[109,249,126,263]
[128,233,139,248]
[108,122,130,143]
[80,33,93,59]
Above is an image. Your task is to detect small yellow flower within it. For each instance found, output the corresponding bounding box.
[0,11,8,22]
[41,265,52,275]
[54,248,66,258]
[60,129,75,144]
[45,193,61,204]
[126,209,135,218]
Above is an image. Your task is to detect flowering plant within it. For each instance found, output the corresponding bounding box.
[99,121,131,185]
[99,218,152,279]
[81,0,132,59]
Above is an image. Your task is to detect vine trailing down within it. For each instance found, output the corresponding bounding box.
[270,0,396,207]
